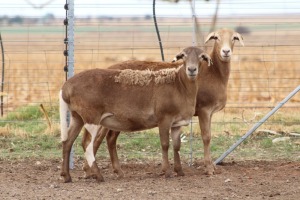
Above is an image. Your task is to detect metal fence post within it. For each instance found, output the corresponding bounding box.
[188,0,196,166]
[63,0,75,169]
[214,85,300,165]
[0,33,5,117]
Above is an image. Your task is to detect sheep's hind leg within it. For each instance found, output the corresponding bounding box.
[171,126,184,176]
[61,114,84,183]
[84,124,105,182]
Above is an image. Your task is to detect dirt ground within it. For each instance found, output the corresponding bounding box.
[0,158,299,200]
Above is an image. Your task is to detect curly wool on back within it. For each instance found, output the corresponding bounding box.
[114,67,181,86]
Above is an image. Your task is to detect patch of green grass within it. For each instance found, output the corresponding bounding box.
[260,137,273,148]
[0,133,60,159]
[1,104,300,163]
[5,106,43,121]
[0,104,59,135]
[222,135,300,162]
[1,129,300,163]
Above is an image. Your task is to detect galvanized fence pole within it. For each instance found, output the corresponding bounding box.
[188,0,196,166]
[63,0,75,169]
[0,33,4,117]
[214,85,300,165]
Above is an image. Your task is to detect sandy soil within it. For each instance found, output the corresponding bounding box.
[0,158,300,200]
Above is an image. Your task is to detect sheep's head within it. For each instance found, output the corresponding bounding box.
[172,47,212,80]
[205,28,244,62]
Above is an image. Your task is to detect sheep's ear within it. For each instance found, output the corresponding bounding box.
[204,32,219,44]
[233,32,244,46]
[199,53,213,67]
[172,51,186,63]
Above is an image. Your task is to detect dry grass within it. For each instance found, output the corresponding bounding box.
[0,125,10,137]
[0,18,299,132]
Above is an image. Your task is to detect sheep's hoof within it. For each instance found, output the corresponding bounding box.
[61,171,72,183]
[174,166,184,176]
[176,170,185,177]
[84,175,93,179]
[114,169,125,179]
[96,174,105,182]
[83,168,94,179]
[64,178,72,183]
[63,175,72,183]
[164,170,172,178]
[83,169,98,179]
[204,164,216,176]
[84,173,98,179]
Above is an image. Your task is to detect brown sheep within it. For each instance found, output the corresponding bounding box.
[60,46,212,183]
[81,28,244,179]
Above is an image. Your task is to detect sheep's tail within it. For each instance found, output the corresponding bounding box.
[59,90,69,142]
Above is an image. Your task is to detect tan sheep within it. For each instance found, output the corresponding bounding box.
[60,46,212,183]
[81,28,244,179]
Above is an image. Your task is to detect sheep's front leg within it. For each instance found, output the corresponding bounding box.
[106,130,124,178]
[197,109,216,175]
[158,119,172,178]
[171,126,184,176]
[82,127,107,179]
[84,124,104,182]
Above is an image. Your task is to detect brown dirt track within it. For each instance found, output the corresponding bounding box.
[0,158,299,200]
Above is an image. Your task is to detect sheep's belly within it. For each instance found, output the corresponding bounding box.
[100,113,157,132]
[172,119,191,127]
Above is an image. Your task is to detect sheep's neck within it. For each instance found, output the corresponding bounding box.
[210,51,231,86]
[177,67,198,97]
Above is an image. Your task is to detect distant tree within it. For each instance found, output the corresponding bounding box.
[42,13,55,24]
[0,16,8,24]
[235,26,251,34]
[44,13,55,19]
[8,16,23,25]
[144,15,152,20]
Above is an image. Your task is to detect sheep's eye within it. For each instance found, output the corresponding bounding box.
[213,36,219,40]
[233,36,239,41]
[209,35,219,41]
[213,36,221,42]
[176,53,185,60]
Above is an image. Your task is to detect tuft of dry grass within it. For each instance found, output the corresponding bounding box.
[0,125,10,137]
[43,123,61,137]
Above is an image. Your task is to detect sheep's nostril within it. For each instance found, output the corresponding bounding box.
[223,49,230,55]
[188,67,197,73]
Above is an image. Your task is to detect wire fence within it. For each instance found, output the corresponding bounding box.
[0,0,300,162]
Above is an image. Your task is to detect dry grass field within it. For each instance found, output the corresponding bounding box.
[0,16,300,136]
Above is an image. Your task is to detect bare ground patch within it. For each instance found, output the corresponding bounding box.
[0,158,300,199]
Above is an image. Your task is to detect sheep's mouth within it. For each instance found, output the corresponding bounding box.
[188,74,197,79]
[222,55,231,60]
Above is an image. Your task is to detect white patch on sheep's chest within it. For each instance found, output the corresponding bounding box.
[114,67,181,86]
